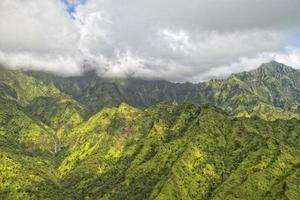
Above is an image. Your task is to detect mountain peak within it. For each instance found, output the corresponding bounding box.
[258,60,296,74]
[225,61,298,82]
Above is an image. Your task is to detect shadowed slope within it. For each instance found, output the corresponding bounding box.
[25,61,300,120]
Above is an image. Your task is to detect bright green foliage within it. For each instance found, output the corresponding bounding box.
[53,103,300,200]
[1,100,300,199]
[0,97,53,152]
[0,97,69,199]
[0,62,300,199]
[0,67,62,104]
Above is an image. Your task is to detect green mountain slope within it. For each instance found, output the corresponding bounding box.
[26,97,85,133]
[0,66,62,104]
[201,61,300,120]
[0,67,87,152]
[1,102,300,199]
[0,61,300,199]
[24,61,300,120]
[222,61,300,114]
[25,70,200,115]
[0,97,52,152]
[56,103,300,200]
[0,96,68,199]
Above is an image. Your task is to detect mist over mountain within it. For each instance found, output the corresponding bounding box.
[1,0,300,81]
[19,61,299,120]
[1,0,300,199]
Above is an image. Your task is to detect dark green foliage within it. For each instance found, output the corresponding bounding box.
[25,61,300,120]
[26,96,85,130]
[0,61,300,199]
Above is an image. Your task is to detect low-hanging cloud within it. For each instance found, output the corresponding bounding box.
[0,0,300,82]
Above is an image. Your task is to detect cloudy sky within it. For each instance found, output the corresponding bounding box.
[0,0,300,82]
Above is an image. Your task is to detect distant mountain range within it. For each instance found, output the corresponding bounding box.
[2,61,300,120]
[0,61,300,199]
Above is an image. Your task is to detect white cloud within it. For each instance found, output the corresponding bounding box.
[0,51,82,75]
[158,29,194,54]
[0,0,299,82]
[0,0,78,53]
[194,47,300,82]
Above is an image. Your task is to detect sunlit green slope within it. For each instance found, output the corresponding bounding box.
[0,66,87,146]
[0,96,69,199]
[54,103,300,200]
[0,61,300,199]
[0,100,300,199]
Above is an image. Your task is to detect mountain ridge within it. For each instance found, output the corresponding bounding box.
[13,61,297,120]
[1,61,300,199]
[2,101,300,199]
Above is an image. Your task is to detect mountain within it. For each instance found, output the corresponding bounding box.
[0,61,300,199]
[1,102,300,199]
[201,61,300,120]
[231,61,300,112]
[57,103,300,200]
[24,61,300,120]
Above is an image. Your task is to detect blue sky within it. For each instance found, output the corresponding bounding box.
[63,0,86,14]
[291,32,300,47]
